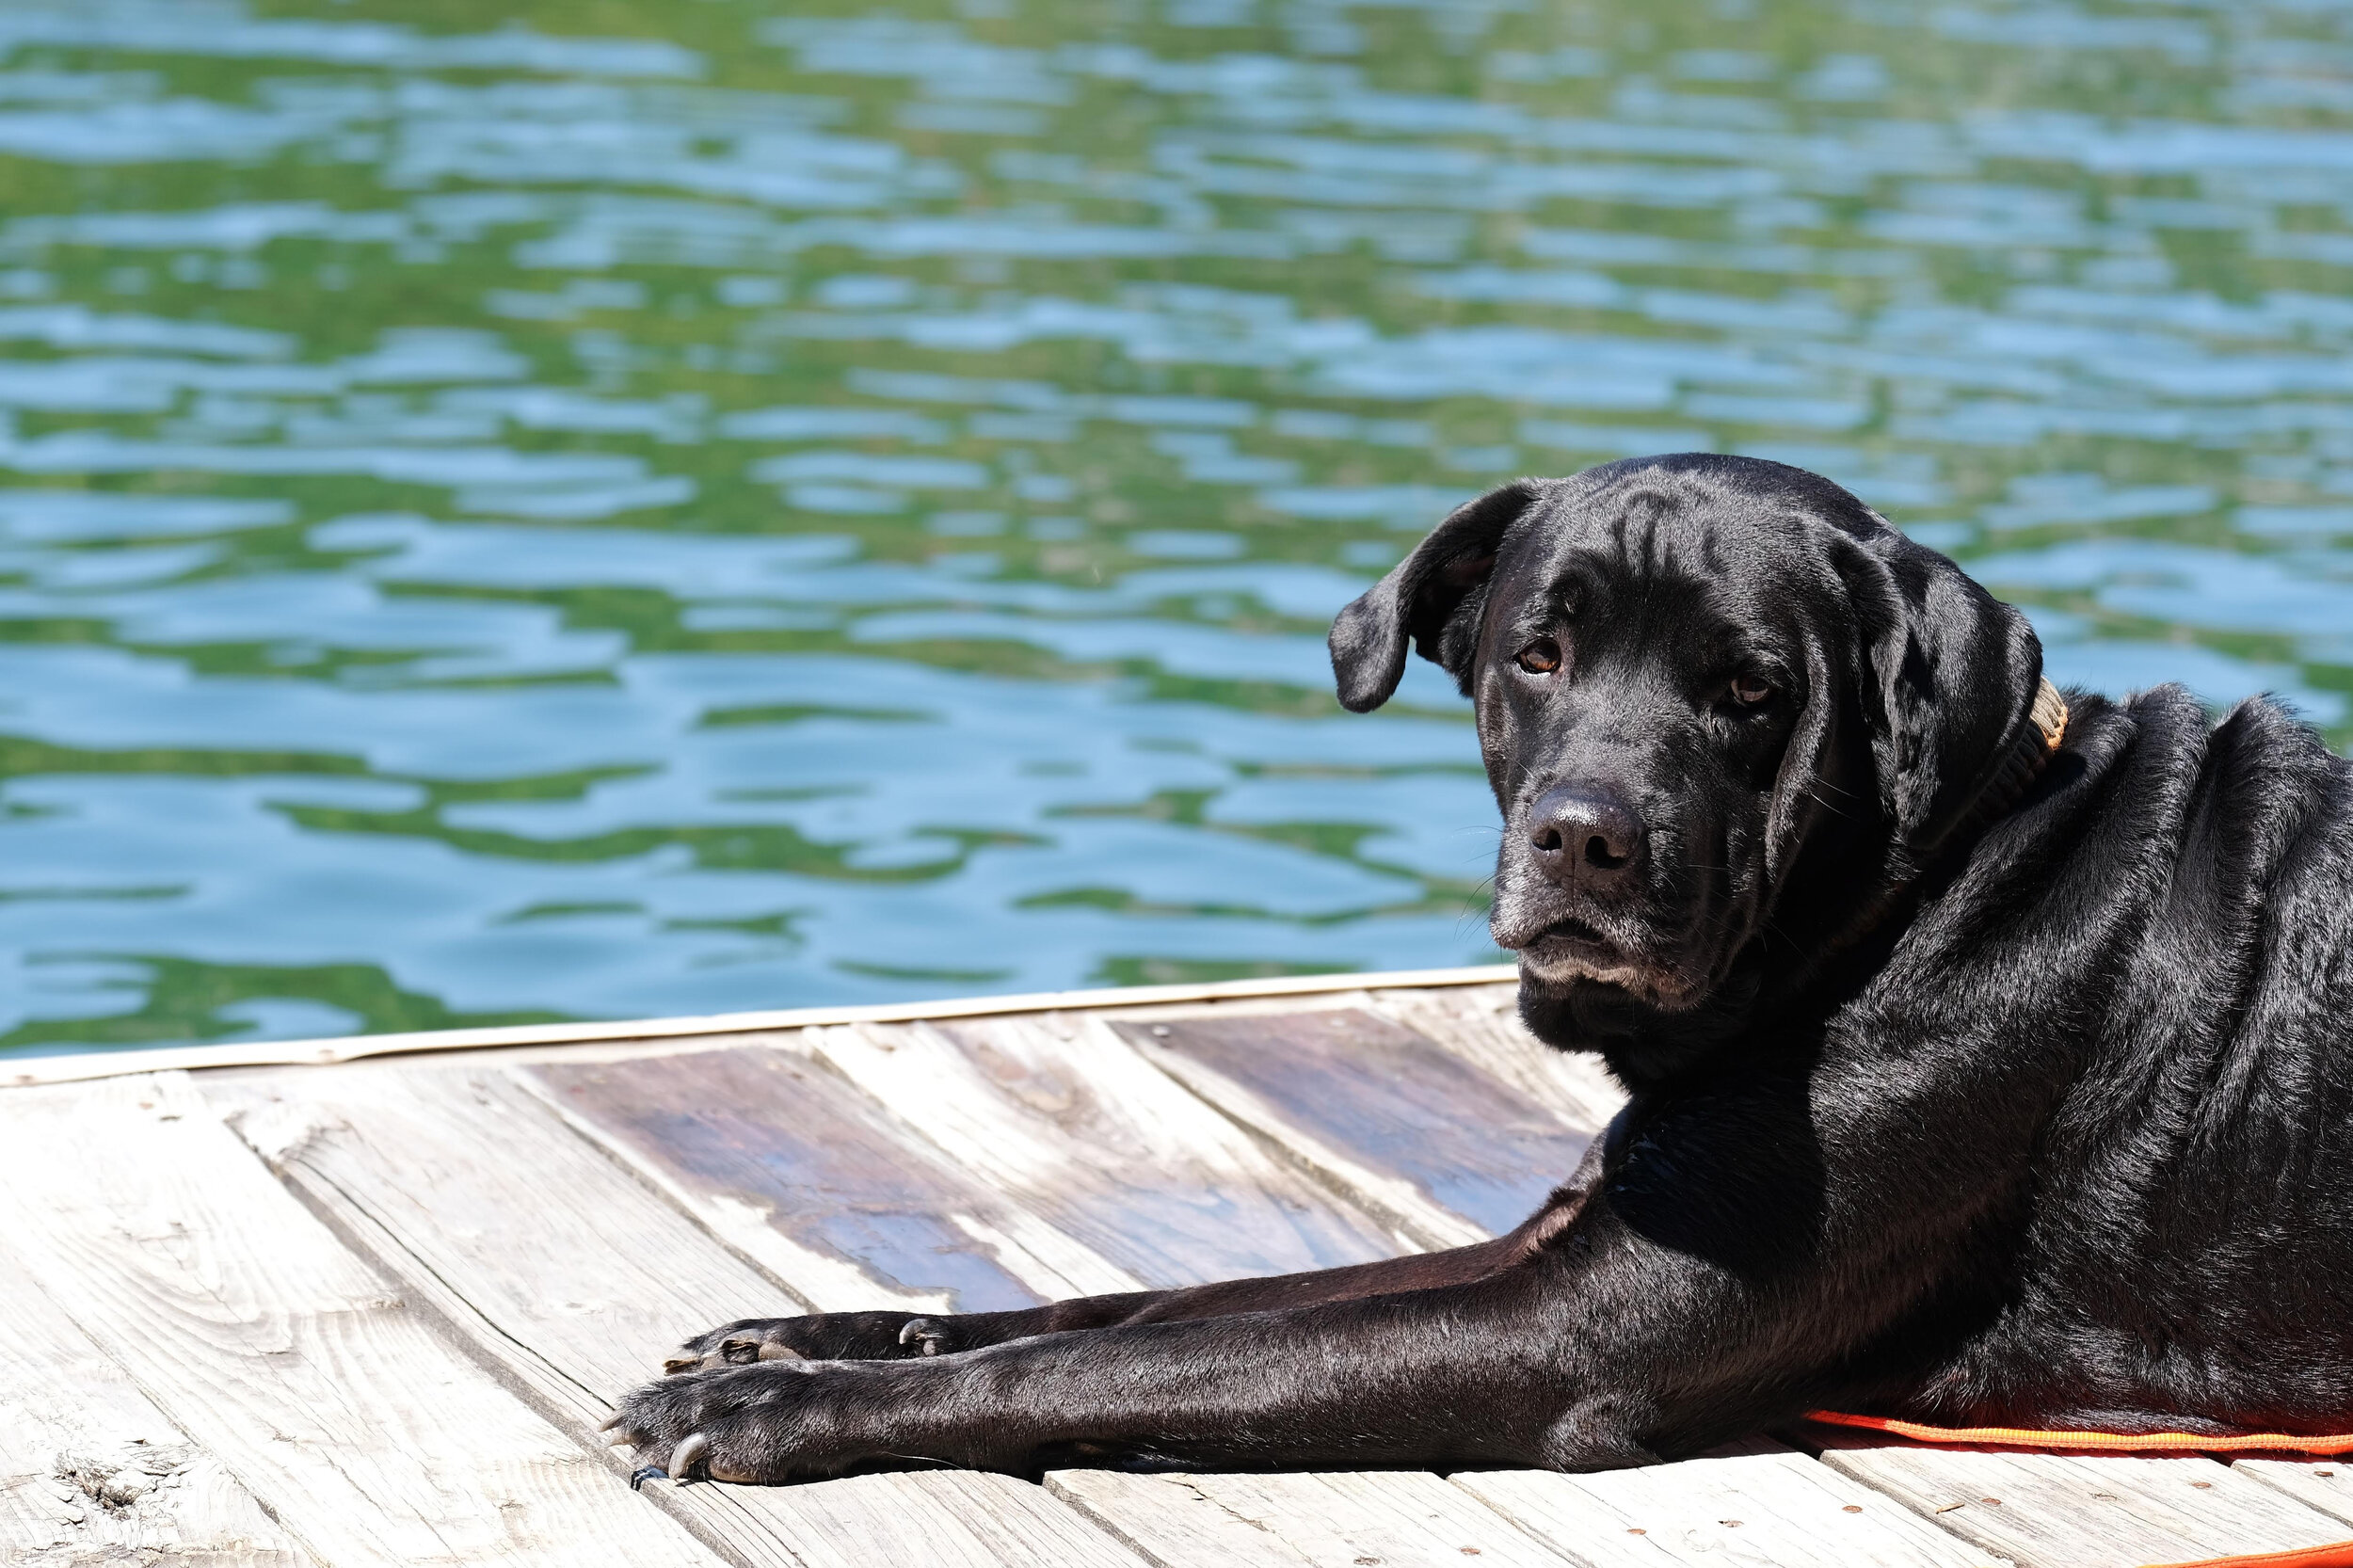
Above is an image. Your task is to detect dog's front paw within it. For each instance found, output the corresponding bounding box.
[606,1362,906,1485]
[660,1311,961,1374]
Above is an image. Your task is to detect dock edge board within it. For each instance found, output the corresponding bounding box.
[0,964,1520,1088]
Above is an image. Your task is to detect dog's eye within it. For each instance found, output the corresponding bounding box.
[1730,674,1774,706]
[1514,639,1562,675]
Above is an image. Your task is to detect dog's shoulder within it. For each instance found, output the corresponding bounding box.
[1809,682,2349,1157]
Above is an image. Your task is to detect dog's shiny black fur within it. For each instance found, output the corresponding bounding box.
[612,455,2353,1482]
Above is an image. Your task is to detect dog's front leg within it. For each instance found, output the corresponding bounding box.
[660,1168,1606,1372]
[658,1235,1537,1369]
[609,1254,1647,1482]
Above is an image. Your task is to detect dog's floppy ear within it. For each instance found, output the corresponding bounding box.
[1763,625,1839,887]
[1834,531,2044,856]
[1329,480,1544,712]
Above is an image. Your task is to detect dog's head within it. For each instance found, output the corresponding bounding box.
[1331,455,2043,1074]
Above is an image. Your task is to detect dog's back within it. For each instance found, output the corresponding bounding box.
[1885,684,2353,1432]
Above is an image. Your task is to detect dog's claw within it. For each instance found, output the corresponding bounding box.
[669,1432,711,1483]
[629,1465,666,1491]
[662,1355,699,1375]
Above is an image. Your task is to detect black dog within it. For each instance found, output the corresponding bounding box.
[611,454,2353,1483]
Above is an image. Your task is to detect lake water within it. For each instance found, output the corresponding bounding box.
[3,0,2350,1055]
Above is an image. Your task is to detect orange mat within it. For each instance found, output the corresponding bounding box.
[1805,1411,2353,1568]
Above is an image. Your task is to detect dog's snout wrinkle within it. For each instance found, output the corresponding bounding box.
[1527,784,1647,892]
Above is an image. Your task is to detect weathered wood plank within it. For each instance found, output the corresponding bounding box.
[1116,1008,1593,1246]
[1049,1467,1571,1568]
[0,1071,722,1568]
[1368,984,1626,1135]
[526,1044,1122,1311]
[1048,1470,1321,1568]
[808,1015,1412,1287]
[1813,1431,2351,1568]
[0,1256,312,1567]
[1457,1437,2000,1568]
[216,1064,821,1568]
[214,1063,810,1421]
[775,1472,1144,1568]
[213,1061,1157,1568]
[2234,1454,2353,1528]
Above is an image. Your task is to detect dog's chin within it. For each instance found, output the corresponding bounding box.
[1504,915,1704,1009]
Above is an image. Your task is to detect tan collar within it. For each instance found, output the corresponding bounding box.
[2032,677,2070,750]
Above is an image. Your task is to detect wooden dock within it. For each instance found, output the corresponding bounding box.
[5,968,2347,1568]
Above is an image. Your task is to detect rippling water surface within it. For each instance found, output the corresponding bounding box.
[4,0,2351,1054]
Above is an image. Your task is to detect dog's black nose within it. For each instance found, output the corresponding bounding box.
[1527,785,1646,890]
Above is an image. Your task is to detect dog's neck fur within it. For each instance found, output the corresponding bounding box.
[1931,678,2069,857]
[1522,679,2071,1094]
